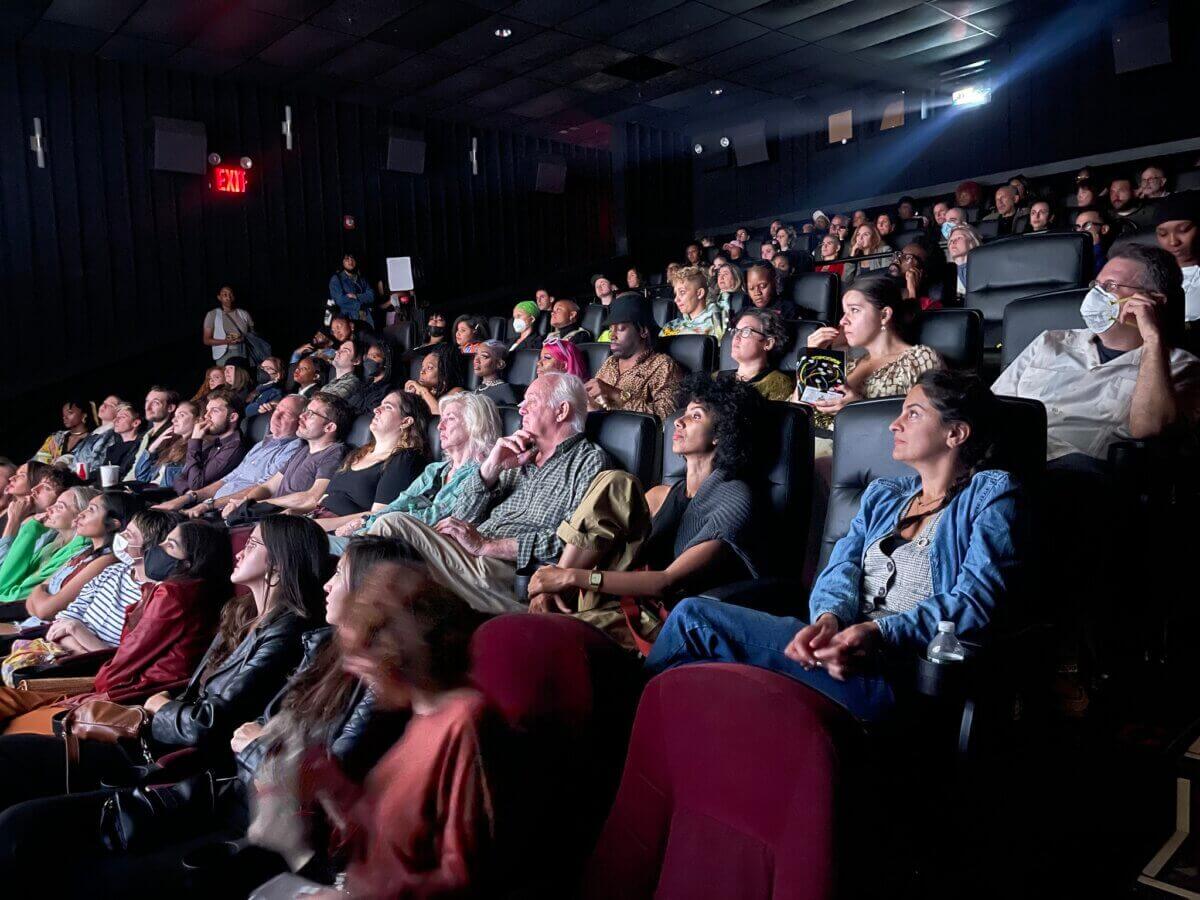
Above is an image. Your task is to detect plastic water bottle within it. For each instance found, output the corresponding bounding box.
[927,621,966,664]
[322,298,336,327]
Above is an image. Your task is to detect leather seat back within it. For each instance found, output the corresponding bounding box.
[584,410,661,488]
[790,272,840,322]
[914,308,984,371]
[660,334,718,374]
[582,304,606,338]
[346,412,373,449]
[1000,288,1087,370]
[579,342,612,379]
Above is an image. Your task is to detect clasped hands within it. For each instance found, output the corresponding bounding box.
[784,613,880,681]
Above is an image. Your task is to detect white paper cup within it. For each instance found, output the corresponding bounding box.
[100,465,120,488]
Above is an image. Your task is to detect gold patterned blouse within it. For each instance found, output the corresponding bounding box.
[809,344,942,432]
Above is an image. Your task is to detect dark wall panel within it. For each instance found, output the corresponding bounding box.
[622,122,694,275]
[0,46,614,412]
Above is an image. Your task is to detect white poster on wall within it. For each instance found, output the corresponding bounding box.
[386,256,414,291]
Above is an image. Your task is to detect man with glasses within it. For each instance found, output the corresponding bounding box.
[1074,208,1110,275]
[1137,165,1170,201]
[221,392,351,522]
[993,244,1200,467]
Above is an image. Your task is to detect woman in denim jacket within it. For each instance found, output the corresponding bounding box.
[647,369,1023,722]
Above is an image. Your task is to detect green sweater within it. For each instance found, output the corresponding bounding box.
[0,519,88,605]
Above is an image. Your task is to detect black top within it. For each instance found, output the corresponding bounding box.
[642,480,692,571]
[321,448,424,516]
[354,377,393,415]
[477,381,519,405]
[104,437,140,477]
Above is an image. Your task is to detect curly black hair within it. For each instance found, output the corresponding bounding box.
[674,372,764,475]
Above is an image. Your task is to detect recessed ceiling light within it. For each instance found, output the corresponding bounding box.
[494,27,512,38]
[693,143,704,155]
[710,88,724,96]
[719,136,730,148]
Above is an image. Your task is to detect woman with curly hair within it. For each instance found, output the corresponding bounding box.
[405,342,466,416]
[528,373,763,643]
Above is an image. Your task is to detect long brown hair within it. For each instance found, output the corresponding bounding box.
[281,537,424,726]
[192,367,224,404]
[155,400,200,467]
[341,390,429,469]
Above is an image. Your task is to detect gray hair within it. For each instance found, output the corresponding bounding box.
[439,392,502,463]
[539,372,587,434]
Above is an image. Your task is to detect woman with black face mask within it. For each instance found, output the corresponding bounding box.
[353,339,395,415]
[0,516,326,816]
[246,357,286,419]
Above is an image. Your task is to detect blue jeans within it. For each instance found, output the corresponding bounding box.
[645,597,896,723]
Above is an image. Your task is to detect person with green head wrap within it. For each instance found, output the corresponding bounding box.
[509,300,544,354]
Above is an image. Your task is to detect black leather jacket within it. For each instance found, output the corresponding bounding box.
[236,627,407,782]
[149,609,310,752]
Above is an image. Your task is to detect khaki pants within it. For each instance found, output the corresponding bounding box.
[366,513,526,614]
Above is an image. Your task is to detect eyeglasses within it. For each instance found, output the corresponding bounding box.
[243,536,264,552]
[1074,222,1103,232]
[301,408,332,423]
[894,251,924,266]
[1088,278,1153,296]
[731,326,767,340]
[1140,176,1165,186]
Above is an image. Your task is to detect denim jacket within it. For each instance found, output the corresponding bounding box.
[809,469,1022,652]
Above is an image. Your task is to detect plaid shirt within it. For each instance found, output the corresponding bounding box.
[457,433,610,568]
[594,350,684,420]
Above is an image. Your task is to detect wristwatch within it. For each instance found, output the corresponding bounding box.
[187,491,198,503]
[588,569,603,590]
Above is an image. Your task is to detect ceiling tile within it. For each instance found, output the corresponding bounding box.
[742,0,854,29]
[896,30,992,64]
[387,94,440,115]
[369,1,489,50]
[417,65,504,102]
[487,29,588,73]
[338,82,398,106]
[558,0,686,40]
[310,0,419,36]
[123,0,229,45]
[701,0,774,11]
[608,2,728,55]
[374,52,463,90]
[509,86,587,119]
[506,0,601,27]
[248,0,333,19]
[21,19,108,52]
[574,71,630,94]
[818,4,945,52]
[530,43,631,84]
[288,70,354,96]
[650,17,766,66]
[42,0,141,33]
[191,7,297,58]
[226,58,298,86]
[782,0,922,42]
[431,15,541,62]
[469,75,556,109]
[97,33,179,63]
[689,31,805,76]
[319,38,403,80]
[258,24,355,68]
[168,46,242,77]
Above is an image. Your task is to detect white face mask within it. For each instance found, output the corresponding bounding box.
[512,318,527,333]
[1079,285,1122,334]
[113,532,139,566]
[941,221,955,239]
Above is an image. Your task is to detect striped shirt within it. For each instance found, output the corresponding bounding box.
[57,560,141,647]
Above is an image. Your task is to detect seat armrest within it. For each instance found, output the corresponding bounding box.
[16,675,96,696]
[696,577,808,618]
[11,648,116,684]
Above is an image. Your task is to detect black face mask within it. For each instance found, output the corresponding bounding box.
[256,369,274,386]
[428,325,446,338]
[144,544,187,582]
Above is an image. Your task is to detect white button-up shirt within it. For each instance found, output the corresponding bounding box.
[992,328,1200,460]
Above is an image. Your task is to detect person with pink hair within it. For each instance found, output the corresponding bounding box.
[537,340,589,379]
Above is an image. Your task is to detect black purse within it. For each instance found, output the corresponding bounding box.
[99,771,227,853]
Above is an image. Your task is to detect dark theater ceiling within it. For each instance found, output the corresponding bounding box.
[4,0,1052,146]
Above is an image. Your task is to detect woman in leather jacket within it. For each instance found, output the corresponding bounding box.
[0,515,329,812]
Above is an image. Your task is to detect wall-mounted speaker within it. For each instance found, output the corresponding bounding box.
[150,116,207,174]
[535,158,567,194]
[385,127,426,174]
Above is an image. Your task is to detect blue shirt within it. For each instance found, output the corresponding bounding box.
[216,434,304,499]
[328,271,375,319]
[810,470,1022,652]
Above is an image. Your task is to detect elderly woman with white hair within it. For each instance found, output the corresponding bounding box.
[947,223,984,298]
[325,391,502,554]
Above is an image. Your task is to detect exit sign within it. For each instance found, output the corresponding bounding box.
[213,166,247,193]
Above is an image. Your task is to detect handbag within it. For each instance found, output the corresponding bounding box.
[99,770,220,853]
[55,700,152,793]
[243,330,273,367]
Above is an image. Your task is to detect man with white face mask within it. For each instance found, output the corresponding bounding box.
[993,244,1200,465]
[44,509,180,651]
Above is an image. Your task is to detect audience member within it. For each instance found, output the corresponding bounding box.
[121,387,180,484]
[1138,164,1170,200]
[253,560,492,899]
[21,492,126,622]
[722,309,794,401]
[586,295,683,419]
[329,254,375,322]
[137,399,198,488]
[735,227,750,243]
[626,267,644,290]
[322,339,363,402]
[713,262,748,314]
[71,395,122,474]
[685,243,704,266]
[1108,175,1152,227]
[723,240,747,264]
[993,244,1200,465]
[291,355,325,400]
[537,340,589,379]
[0,462,54,558]
[222,393,351,523]
[954,180,982,210]
[745,261,798,319]
[897,197,918,223]
[848,224,891,281]
[529,375,762,642]
[851,210,868,228]
[1028,200,1055,233]
[545,298,591,345]
[45,508,178,652]
[1074,208,1110,275]
[646,370,1020,723]
[1152,192,1199,322]
[792,277,941,447]
[591,274,617,308]
[983,185,1023,235]
[222,357,255,401]
[368,373,608,613]
[661,265,727,339]
[203,284,255,366]
[473,341,518,405]
[291,316,354,366]
[172,389,247,495]
[354,338,395,415]
[158,395,306,518]
[103,402,145,479]
[891,240,945,309]
[948,223,983,297]
[452,315,488,354]
[246,357,286,418]
[932,201,950,226]
[33,399,92,464]
[422,312,448,345]
[875,211,899,248]
[1075,180,1100,210]
[0,483,95,612]
[405,342,466,416]
[812,210,831,233]
[509,301,543,354]
[759,239,778,261]
[329,393,500,554]
[0,459,16,528]
[1008,174,1032,208]
[534,288,555,312]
